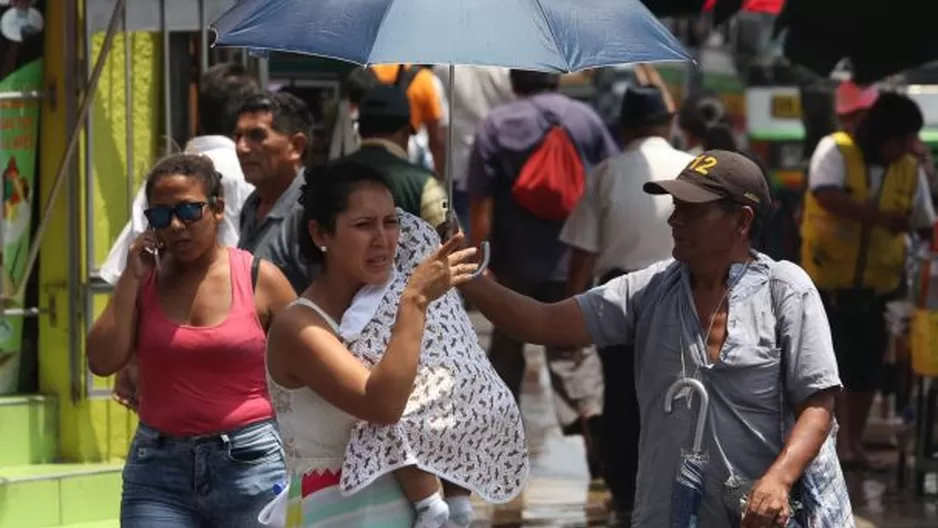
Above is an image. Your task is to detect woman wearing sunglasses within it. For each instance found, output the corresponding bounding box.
[86,153,297,527]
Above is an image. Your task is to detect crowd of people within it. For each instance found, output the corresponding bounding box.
[84,59,937,528]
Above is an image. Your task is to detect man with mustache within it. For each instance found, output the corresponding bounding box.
[460,150,850,527]
[235,91,314,293]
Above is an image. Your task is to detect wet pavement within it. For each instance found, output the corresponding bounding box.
[465,313,938,527]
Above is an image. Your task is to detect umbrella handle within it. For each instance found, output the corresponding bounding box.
[664,378,710,453]
[469,241,491,280]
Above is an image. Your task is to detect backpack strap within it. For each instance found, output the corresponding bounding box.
[394,65,421,92]
[528,98,562,128]
[251,256,261,292]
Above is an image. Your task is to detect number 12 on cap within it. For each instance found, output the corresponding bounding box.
[688,155,718,176]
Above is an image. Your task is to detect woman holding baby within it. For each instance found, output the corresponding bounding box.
[264,160,528,527]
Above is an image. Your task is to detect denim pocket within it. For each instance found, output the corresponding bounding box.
[225,423,283,465]
[126,426,163,465]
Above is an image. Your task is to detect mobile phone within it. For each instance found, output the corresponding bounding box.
[143,229,161,273]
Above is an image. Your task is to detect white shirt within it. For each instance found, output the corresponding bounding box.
[433,65,515,191]
[97,135,255,284]
[808,135,936,230]
[560,137,695,276]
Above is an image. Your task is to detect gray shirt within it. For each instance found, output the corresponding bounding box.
[238,173,312,293]
[575,252,842,527]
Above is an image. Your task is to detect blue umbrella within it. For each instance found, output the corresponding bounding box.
[211,0,691,72]
[211,0,690,275]
[664,377,710,528]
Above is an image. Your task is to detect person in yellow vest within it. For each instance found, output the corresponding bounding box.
[802,92,936,469]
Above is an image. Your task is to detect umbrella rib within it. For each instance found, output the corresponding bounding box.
[529,0,572,72]
[364,0,401,65]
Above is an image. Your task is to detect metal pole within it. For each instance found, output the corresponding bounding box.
[0,104,5,300]
[81,0,97,330]
[161,0,172,153]
[198,0,209,73]
[65,0,81,402]
[123,3,134,224]
[12,0,125,302]
[258,57,270,90]
[445,63,455,230]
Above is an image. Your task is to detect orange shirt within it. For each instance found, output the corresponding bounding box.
[371,64,444,132]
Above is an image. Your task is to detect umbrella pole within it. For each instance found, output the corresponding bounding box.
[445,63,456,232]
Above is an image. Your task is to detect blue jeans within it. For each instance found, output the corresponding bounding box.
[121,420,286,527]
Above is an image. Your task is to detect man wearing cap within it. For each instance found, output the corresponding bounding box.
[831,81,933,181]
[804,91,936,469]
[459,150,848,526]
[833,80,879,136]
[331,84,448,229]
[558,84,694,522]
[370,64,447,175]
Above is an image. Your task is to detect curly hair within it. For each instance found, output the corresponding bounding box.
[143,153,223,202]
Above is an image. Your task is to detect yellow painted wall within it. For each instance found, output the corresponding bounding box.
[38,5,162,462]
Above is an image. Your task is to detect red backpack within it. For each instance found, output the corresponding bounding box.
[510,108,586,222]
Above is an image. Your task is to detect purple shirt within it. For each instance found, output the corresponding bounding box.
[468,92,618,283]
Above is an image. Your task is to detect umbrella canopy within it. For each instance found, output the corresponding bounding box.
[776,0,936,83]
[671,452,709,528]
[212,0,692,73]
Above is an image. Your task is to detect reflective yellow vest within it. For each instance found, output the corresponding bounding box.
[801,132,918,294]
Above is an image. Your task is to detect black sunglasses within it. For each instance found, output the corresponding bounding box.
[144,200,213,229]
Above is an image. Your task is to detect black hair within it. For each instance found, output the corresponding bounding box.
[297,161,392,265]
[343,67,379,106]
[509,70,560,96]
[198,62,261,136]
[237,91,315,156]
[702,123,738,152]
[859,92,924,149]
[144,153,223,202]
[678,92,726,139]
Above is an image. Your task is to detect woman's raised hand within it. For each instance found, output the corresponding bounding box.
[126,231,162,279]
[405,233,479,305]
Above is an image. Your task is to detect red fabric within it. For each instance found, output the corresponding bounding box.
[511,126,585,222]
[137,247,274,436]
[301,469,343,497]
[704,0,784,14]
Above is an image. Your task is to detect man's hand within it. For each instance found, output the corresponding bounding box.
[741,473,792,528]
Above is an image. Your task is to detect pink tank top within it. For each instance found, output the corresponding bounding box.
[136,247,274,436]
